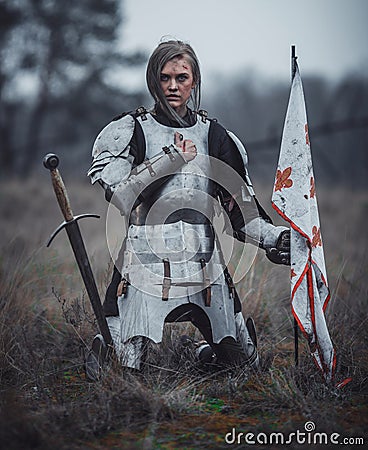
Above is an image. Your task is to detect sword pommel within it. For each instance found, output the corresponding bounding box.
[43,153,59,170]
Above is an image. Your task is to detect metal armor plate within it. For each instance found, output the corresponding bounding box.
[92,114,135,158]
[130,114,214,225]
[227,130,255,198]
[88,114,135,185]
[116,113,236,345]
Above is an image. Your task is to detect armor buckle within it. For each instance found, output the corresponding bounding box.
[198,109,208,123]
[117,273,130,297]
[143,159,156,177]
[162,145,176,162]
[224,268,236,299]
[136,106,148,120]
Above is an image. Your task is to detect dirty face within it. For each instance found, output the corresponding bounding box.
[160,56,195,117]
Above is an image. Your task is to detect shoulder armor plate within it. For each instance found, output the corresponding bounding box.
[92,114,135,158]
[226,130,255,197]
[226,130,248,167]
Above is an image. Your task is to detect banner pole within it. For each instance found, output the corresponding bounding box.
[291,44,299,367]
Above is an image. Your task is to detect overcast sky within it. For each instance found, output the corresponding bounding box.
[119,0,368,90]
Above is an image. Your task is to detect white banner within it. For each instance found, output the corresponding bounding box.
[272,64,335,382]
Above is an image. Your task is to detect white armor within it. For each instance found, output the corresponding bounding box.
[88,110,284,369]
[116,114,237,355]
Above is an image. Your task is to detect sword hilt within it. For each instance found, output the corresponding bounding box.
[43,153,74,222]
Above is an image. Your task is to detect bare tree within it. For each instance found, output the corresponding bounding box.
[0,0,145,176]
[0,1,24,173]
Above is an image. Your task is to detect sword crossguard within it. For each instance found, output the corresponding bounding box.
[47,213,100,247]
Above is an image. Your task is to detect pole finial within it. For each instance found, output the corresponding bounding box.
[291,45,298,81]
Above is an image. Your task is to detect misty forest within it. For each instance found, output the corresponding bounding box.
[0,1,367,449]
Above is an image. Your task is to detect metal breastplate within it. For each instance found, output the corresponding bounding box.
[130,113,214,225]
[122,114,221,292]
[116,113,236,345]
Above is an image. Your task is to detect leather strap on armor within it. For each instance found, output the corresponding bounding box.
[200,258,212,307]
[109,144,187,216]
[117,273,130,297]
[162,258,171,301]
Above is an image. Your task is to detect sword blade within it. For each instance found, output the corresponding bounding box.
[64,220,113,347]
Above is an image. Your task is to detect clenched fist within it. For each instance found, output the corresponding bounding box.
[174,131,197,162]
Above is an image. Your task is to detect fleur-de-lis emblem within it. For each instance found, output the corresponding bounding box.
[310,176,315,198]
[274,167,293,192]
[311,225,322,248]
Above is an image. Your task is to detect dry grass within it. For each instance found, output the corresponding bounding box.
[0,176,367,449]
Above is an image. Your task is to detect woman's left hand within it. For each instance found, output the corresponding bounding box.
[265,230,291,265]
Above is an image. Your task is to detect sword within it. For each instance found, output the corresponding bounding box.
[43,153,113,349]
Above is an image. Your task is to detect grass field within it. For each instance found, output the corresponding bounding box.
[0,176,367,449]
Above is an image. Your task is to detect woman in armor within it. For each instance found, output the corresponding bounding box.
[86,40,290,379]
